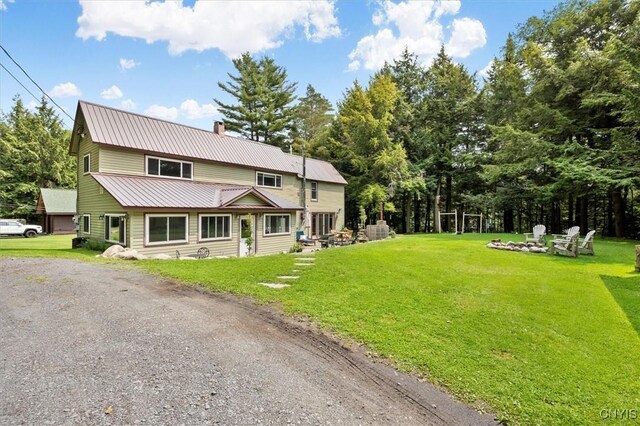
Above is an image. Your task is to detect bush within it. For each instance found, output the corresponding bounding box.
[289,242,303,253]
[81,239,113,252]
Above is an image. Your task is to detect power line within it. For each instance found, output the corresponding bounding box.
[0,44,74,121]
[0,62,42,104]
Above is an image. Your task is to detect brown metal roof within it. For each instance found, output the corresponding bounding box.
[77,101,347,185]
[91,173,302,210]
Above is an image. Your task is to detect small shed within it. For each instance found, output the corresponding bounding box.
[36,188,77,234]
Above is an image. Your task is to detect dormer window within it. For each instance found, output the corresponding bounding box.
[256,171,282,189]
[146,155,192,180]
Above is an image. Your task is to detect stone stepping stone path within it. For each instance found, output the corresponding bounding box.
[258,282,290,289]
[260,254,315,289]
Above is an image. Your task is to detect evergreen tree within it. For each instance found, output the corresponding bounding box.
[292,84,333,155]
[422,47,480,232]
[215,53,297,149]
[387,49,429,233]
[0,96,75,219]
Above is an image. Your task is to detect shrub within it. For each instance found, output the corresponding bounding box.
[81,239,113,252]
[289,242,303,253]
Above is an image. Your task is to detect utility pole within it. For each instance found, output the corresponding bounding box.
[301,143,307,234]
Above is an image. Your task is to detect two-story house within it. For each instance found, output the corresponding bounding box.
[69,101,346,257]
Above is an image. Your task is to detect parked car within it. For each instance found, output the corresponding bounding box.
[0,220,43,237]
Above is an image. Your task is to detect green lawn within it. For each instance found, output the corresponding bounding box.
[0,234,98,259]
[2,233,639,425]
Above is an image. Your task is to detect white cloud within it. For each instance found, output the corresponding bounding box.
[348,0,486,71]
[445,17,487,58]
[0,0,14,12]
[26,100,38,111]
[100,85,123,100]
[119,58,138,71]
[180,99,217,120]
[76,0,341,58]
[145,104,178,120]
[50,82,81,98]
[121,99,136,110]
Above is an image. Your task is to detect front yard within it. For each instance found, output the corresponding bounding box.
[2,233,639,424]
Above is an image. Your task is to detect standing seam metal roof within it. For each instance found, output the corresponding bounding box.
[77,101,347,185]
[91,173,302,210]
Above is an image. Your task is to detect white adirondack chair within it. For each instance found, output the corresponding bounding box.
[524,224,546,245]
[578,230,596,255]
[551,226,580,243]
[551,233,579,257]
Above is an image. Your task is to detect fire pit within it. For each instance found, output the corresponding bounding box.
[486,239,548,253]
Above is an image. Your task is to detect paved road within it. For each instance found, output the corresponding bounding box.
[0,258,495,425]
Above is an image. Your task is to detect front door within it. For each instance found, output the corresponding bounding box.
[239,215,255,257]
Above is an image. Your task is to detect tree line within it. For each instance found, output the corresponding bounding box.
[216,0,639,238]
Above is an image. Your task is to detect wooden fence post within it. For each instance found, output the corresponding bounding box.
[636,245,640,272]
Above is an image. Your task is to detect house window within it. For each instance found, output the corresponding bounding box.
[146,156,192,180]
[256,171,282,189]
[311,182,318,201]
[83,154,90,174]
[264,214,290,236]
[145,214,188,245]
[82,214,91,234]
[199,214,231,241]
[104,214,126,245]
[312,213,334,236]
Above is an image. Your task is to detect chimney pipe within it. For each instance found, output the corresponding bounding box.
[213,121,225,136]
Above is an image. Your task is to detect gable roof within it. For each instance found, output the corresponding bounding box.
[71,101,347,185]
[36,188,77,214]
[91,173,302,210]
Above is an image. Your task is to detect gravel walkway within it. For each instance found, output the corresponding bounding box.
[0,257,496,425]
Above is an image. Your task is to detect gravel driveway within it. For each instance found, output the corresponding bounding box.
[0,258,495,425]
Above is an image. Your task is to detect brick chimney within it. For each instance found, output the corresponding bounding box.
[213,121,225,136]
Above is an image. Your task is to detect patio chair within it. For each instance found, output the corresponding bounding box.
[551,225,580,242]
[550,233,579,257]
[298,235,316,246]
[578,230,596,255]
[524,224,546,245]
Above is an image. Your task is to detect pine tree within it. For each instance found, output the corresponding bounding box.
[292,84,333,155]
[214,53,297,149]
[422,47,480,232]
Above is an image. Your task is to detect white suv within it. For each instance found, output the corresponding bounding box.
[0,220,43,238]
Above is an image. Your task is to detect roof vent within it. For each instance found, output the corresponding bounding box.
[213,121,225,136]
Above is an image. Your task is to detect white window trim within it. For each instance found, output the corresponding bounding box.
[82,214,91,234]
[263,214,291,237]
[104,213,126,244]
[256,171,282,189]
[311,182,318,202]
[83,153,90,175]
[145,155,193,181]
[198,214,232,242]
[144,213,189,246]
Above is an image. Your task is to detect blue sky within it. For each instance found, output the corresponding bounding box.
[0,0,561,131]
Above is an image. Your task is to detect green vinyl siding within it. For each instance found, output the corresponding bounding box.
[77,135,126,245]
[232,194,266,206]
[256,213,294,255]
